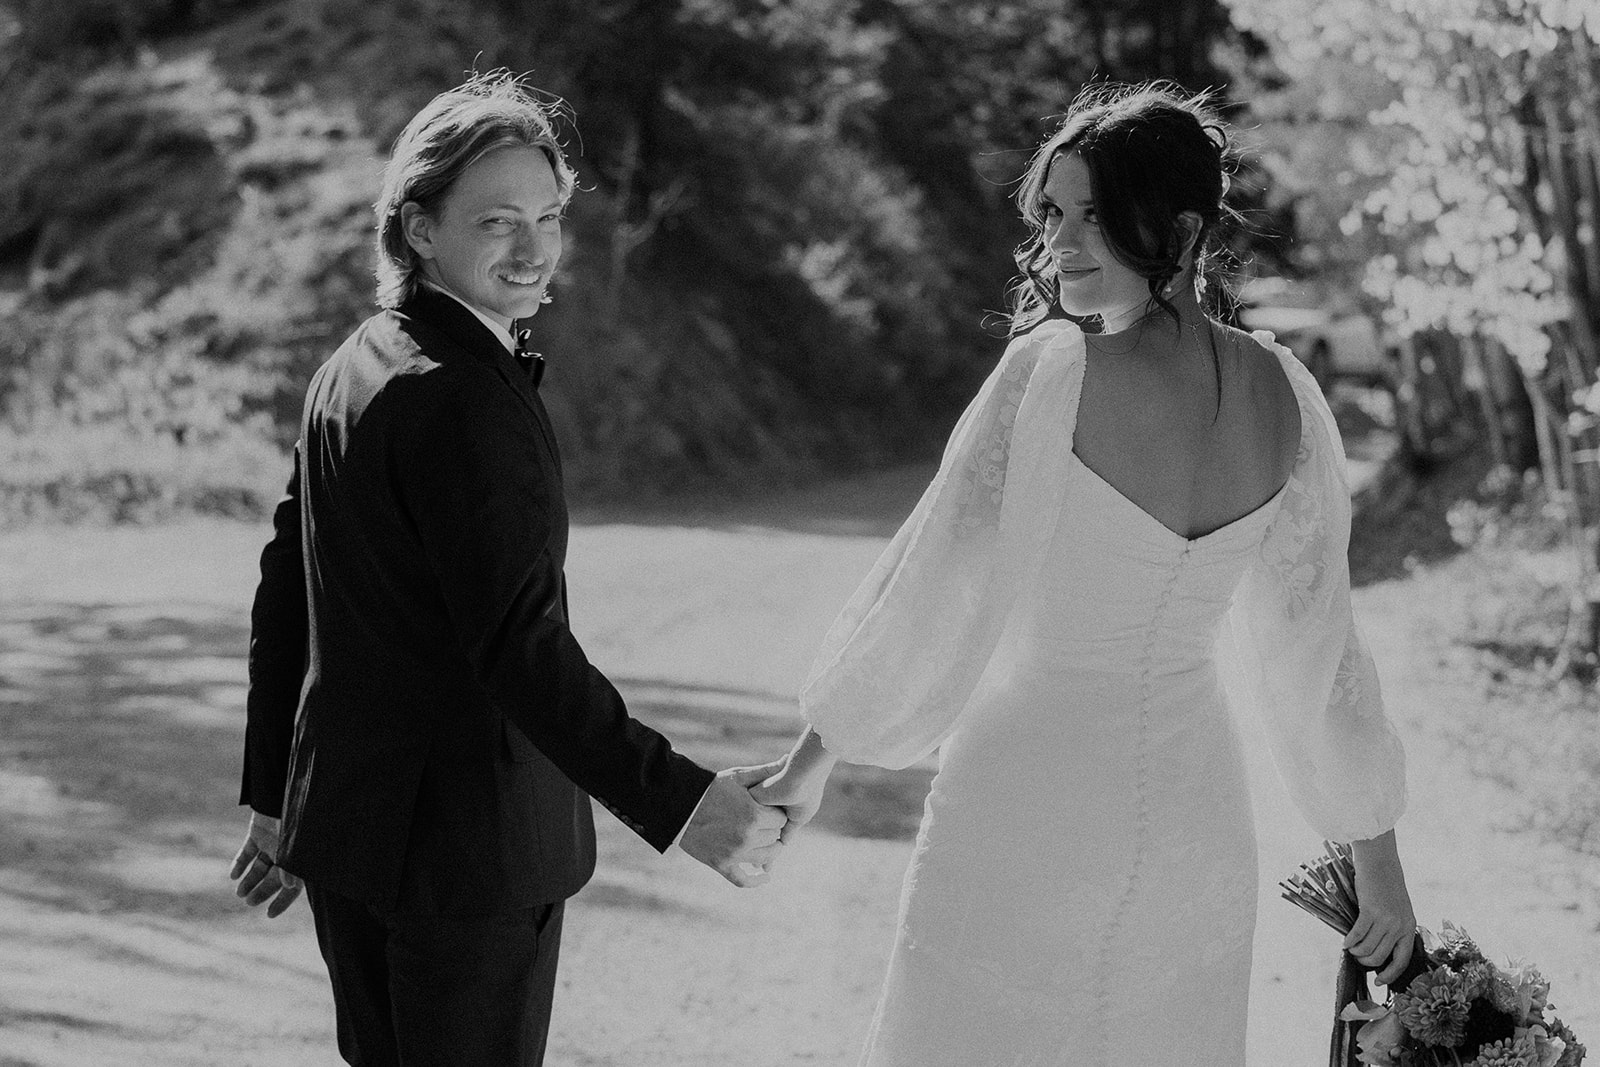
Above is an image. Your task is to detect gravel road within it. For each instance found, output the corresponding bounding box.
[0,467,1594,1065]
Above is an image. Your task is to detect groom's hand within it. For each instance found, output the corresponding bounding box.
[679,763,787,888]
[230,810,304,918]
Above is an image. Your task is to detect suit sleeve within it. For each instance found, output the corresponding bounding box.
[239,448,309,818]
[395,371,714,852]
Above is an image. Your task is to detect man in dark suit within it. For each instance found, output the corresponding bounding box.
[228,72,787,1066]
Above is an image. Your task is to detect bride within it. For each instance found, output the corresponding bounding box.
[754,83,1418,1065]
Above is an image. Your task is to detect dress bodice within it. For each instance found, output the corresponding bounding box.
[803,319,1405,846]
[998,452,1287,679]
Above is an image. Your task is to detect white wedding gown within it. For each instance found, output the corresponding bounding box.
[800,321,1408,1066]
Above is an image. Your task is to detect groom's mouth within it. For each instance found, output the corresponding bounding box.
[497,270,544,288]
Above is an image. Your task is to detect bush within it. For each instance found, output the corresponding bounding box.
[0,292,287,526]
[0,418,285,525]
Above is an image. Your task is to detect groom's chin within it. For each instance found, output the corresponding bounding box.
[493,287,549,319]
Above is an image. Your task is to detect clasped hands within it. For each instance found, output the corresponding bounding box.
[675,735,832,895]
[231,750,836,908]
[678,750,831,888]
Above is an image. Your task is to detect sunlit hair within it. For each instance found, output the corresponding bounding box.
[374,70,576,309]
[1008,81,1240,335]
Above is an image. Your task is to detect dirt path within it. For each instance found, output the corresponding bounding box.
[0,477,1595,1065]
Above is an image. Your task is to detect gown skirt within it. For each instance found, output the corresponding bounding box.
[857,455,1276,1067]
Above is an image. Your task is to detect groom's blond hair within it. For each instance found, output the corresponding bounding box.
[374,70,575,309]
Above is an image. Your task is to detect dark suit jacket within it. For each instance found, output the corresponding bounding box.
[239,287,714,913]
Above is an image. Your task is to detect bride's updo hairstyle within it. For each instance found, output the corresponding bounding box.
[1009,81,1239,335]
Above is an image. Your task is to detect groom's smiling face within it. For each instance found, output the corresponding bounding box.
[402,145,564,331]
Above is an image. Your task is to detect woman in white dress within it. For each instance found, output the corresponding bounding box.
[753,83,1418,1065]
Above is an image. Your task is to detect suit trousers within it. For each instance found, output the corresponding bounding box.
[307,882,565,1067]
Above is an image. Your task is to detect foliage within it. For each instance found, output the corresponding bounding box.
[0,294,285,525]
[1451,540,1600,867]
[1226,0,1600,671]
[0,0,1247,522]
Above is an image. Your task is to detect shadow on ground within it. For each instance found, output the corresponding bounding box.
[0,605,930,928]
[0,602,252,920]
[572,463,938,540]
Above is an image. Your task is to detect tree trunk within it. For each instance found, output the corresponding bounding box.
[1539,95,1600,383]
[1527,372,1567,502]
[1481,338,1540,471]
[1461,334,1509,469]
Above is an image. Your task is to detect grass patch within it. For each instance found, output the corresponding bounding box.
[1442,541,1600,862]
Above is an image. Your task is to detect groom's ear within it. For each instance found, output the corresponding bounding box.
[400,201,436,260]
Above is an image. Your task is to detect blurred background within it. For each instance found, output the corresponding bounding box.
[0,0,1593,530]
[1,1,1599,1063]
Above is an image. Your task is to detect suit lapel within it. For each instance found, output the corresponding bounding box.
[396,290,563,478]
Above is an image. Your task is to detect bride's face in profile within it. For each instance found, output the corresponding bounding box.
[1040,152,1152,330]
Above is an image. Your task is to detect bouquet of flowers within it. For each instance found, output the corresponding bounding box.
[1283,842,1587,1067]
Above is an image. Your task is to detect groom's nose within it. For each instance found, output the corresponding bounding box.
[512,224,552,267]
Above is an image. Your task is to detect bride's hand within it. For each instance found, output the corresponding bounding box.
[752,726,839,843]
[1346,830,1417,986]
[750,762,829,843]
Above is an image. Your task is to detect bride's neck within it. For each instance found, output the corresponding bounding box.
[1095,283,1206,340]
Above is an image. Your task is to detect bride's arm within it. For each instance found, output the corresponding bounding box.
[751,726,840,842]
[1347,829,1417,986]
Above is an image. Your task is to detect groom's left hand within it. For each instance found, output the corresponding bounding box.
[230,810,304,917]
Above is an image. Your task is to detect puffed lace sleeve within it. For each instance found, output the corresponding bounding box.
[1222,334,1407,842]
[800,320,1085,769]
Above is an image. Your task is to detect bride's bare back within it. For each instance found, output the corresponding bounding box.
[1071,320,1302,540]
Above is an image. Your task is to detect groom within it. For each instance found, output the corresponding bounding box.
[229,73,786,1066]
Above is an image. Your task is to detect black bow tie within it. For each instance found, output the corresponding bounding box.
[513,328,545,389]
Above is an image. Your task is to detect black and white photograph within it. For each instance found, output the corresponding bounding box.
[0,1,1596,1064]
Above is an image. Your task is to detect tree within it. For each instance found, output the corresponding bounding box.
[1226,0,1600,670]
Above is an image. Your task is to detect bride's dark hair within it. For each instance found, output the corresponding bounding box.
[1009,81,1240,335]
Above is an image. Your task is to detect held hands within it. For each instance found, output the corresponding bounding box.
[680,728,841,885]
[750,725,838,844]
[229,810,304,918]
[679,762,789,888]
[1346,830,1417,987]
[749,760,829,845]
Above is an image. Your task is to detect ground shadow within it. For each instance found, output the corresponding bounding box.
[572,463,937,540]
[0,607,930,932]
[0,602,252,921]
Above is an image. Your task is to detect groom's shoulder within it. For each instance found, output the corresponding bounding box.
[338,306,444,371]
[329,307,499,394]
[314,307,515,434]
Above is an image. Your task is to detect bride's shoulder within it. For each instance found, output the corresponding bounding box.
[1215,324,1308,397]
[1224,325,1313,386]
[1217,323,1306,470]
